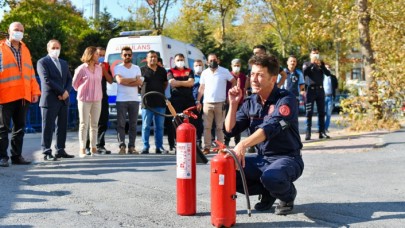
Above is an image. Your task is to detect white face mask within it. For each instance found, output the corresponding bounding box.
[194,66,203,74]
[49,49,60,59]
[11,31,24,42]
[310,53,320,59]
[175,61,185,68]
[232,66,240,73]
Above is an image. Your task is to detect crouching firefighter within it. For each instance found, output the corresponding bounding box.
[224,54,304,215]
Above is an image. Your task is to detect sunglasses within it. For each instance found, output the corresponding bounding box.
[123,54,132,57]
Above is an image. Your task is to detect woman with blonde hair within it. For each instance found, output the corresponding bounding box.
[72,46,103,157]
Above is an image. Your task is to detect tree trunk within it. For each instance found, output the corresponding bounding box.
[357,0,380,119]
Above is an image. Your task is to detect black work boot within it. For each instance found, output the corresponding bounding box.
[305,130,311,141]
[319,131,330,139]
[275,185,297,215]
[254,191,276,211]
[275,200,294,215]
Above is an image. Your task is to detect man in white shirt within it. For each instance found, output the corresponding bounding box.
[196,53,236,154]
[114,46,143,155]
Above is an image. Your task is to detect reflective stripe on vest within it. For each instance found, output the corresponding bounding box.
[3,63,18,70]
[23,62,33,70]
[0,75,21,83]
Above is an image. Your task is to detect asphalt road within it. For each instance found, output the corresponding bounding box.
[0,116,404,227]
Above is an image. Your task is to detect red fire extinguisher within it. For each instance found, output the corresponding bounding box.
[211,141,251,227]
[176,108,198,216]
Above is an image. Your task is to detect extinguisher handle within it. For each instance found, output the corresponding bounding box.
[183,106,198,119]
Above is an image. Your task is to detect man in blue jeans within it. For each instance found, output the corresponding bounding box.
[140,51,168,154]
[323,63,338,132]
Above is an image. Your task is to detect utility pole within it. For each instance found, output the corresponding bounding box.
[93,0,100,19]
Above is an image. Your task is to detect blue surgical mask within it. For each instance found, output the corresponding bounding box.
[98,57,105,63]
[11,31,24,42]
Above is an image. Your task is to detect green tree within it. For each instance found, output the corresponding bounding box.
[77,8,121,53]
[0,0,89,68]
[339,0,405,130]
[191,24,220,56]
[122,5,154,31]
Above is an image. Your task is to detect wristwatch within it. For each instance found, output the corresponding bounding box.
[195,100,200,104]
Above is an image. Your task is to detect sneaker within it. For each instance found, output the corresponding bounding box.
[118,146,126,155]
[85,148,92,156]
[128,147,138,155]
[319,131,330,139]
[254,192,276,211]
[97,147,111,155]
[202,148,210,155]
[0,158,9,167]
[155,147,168,154]
[44,154,58,161]
[141,148,149,154]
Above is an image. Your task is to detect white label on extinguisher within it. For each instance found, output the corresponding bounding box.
[176,142,192,179]
[219,174,225,185]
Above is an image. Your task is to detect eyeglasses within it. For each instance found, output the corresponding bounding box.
[123,54,132,57]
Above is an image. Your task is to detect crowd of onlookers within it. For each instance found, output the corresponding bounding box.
[0,21,337,168]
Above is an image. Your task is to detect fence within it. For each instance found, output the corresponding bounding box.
[24,76,79,133]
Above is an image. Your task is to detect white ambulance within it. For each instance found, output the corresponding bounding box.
[105,30,206,101]
[104,30,206,127]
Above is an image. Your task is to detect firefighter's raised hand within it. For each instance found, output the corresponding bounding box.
[228,78,242,105]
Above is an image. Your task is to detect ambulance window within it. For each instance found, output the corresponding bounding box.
[135,52,161,67]
[135,52,148,67]
[188,59,195,69]
[107,54,122,66]
[107,52,160,68]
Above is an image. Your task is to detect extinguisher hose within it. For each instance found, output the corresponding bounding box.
[142,91,177,117]
[224,149,252,217]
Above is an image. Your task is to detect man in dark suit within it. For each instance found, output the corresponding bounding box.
[37,39,74,160]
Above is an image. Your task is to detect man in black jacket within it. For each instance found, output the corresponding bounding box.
[303,48,332,140]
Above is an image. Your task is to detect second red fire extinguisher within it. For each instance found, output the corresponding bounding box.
[211,141,251,227]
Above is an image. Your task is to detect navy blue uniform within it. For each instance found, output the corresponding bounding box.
[303,62,332,133]
[225,87,304,203]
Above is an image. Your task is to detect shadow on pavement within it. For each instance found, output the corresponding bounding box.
[1,156,176,224]
[0,165,68,225]
[235,201,405,227]
[298,202,405,227]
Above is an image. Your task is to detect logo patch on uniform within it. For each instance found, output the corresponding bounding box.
[268,105,275,115]
[279,105,291,116]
